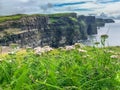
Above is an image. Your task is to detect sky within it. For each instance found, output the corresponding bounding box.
[0,0,120,16]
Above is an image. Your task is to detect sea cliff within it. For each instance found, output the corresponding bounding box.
[0,13,114,47]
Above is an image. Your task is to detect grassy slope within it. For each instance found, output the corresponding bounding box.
[0,14,48,23]
[0,14,25,23]
[0,13,75,23]
[0,13,119,90]
[0,45,120,90]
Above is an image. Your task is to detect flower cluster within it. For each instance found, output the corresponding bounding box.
[110,55,119,59]
[78,49,87,53]
[0,59,3,62]
[74,43,85,48]
[82,55,90,58]
[104,50,114,54]
[109,50,120,59]
[34,46,53,55]
[65,45,75,51]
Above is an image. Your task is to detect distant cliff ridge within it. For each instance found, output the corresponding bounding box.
[0,13,114,48]
[96,18,115,27]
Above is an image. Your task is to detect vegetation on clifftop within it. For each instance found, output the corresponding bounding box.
[0,14,26,23]
[0,14,49,23]
[0,44,120,90]
[0,13,76,23]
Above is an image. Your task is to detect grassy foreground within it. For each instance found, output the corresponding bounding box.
[0,44,120,90]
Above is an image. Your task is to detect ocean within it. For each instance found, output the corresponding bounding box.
[81,20,120,46]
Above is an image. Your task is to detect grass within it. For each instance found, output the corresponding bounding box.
[48,13,77,24]
[48,13,76,18]
[0,44,120,90]
[0,13,76,24]
[0,14,26,23]
[0,14,48,23]
[69,17,78,22]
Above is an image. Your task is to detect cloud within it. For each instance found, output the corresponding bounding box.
[0,1,2,9]
[97,0,120,4]
[19,0,30,3]
[53,1,87,7]
[0,0,120,16]
[40,3,53,11]
[72,8,93,11]
[97,2,120,16]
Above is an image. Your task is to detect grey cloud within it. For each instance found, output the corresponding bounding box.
[0,0,120,16]
[40,3,53,11]
[20,0,38,5]
[0,1,2,9]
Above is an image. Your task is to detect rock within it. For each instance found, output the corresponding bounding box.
[96,18,115,27]
[0,13,113,48]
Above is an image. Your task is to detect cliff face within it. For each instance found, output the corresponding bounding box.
[96,18,115,27]
[0,13,113,48]
[78,15,97,35]
[0,16,50,47]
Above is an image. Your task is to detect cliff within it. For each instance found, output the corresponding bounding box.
[0,13,114,48]
[78,15,97,35]
[96,18,115,27]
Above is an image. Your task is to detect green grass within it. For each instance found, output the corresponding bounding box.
[0,14,48,23]
[48,13,76,17]
[0,14,26,23]
[0,13,76,24]
[69,17,78,22]
[0,45,120,90]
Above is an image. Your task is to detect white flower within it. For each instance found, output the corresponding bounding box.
[74,43,85,48]
[110,55,118,59]
[8,51,16,55]
[82,55,90,58]
[58,47,65,50]
[104,50,114,54]
[34,47,44,54]
[9,60,12,63]
[43,46,53,52]
[78,49,87,53]
[34,46,53,55]
[82,56,87,58]
[0,59,3,62]
[65,45,75,51]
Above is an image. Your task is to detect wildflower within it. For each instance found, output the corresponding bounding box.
[110,55,118,59]
[74,43,85,48]
[0,59,3,62]
[82,56,87,58]
[8,51,16,55]
[101,34,109,39]
[34,46,53,55]
[65,45,75,51]
[107,50,114,53]
[34,47,45,55]
[101,34,109,47]
[78,49,87,53]
[94,42,100,47]
[82,55,90,58]
[114,52,120,55]
[43,46,53,52]
[58,47,65,50]
[104,50,114,54]
[17,65,21,68]
[26,47,32,52]
[9,60,12,63]
[55,71,59,74]
[94,42,100,45]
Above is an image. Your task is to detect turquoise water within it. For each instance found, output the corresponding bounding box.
[81,20,120,46]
